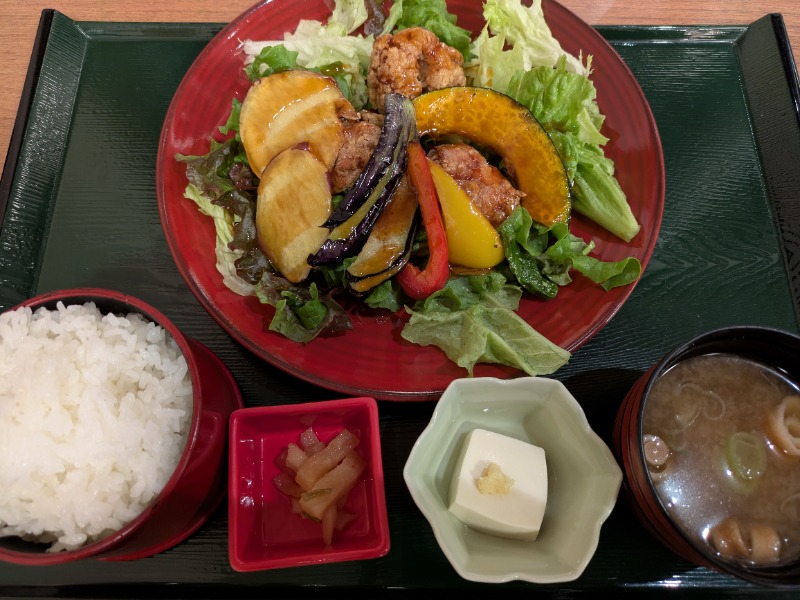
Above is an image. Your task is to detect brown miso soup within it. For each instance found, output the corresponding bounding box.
[643,352,800,568]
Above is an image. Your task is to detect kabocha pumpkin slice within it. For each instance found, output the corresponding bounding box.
[239,70,355,176]
[255,145,332,283]
[413,87,571,227]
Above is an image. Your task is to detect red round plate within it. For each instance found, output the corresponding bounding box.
[157,0,665,401]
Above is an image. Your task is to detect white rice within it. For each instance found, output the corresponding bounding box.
[0,301,193,552]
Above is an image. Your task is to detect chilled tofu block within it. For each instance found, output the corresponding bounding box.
[448,428,548,541]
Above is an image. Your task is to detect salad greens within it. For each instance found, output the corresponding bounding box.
[401,272,571,376]
[499,206,640,296]
[241,1,373,108]
[177,0,644,377]
[471,0,590,82]
[470,0,639,241]
[506,61,640,242]
[391,0,472,58]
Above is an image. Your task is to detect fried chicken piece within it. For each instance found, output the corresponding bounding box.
[427,144,524,227]
[367,26,466,112]
[357,109,384,128]
[331,118,382,193]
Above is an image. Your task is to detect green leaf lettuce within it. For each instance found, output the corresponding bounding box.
[401,273,571,376]
[507,59,641,242]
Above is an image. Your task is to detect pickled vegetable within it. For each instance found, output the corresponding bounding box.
[273,427,365,546]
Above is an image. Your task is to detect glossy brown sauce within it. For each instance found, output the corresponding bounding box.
[643,353,800,568]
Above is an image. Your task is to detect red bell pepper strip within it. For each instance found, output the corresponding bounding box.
[397,140,450,299]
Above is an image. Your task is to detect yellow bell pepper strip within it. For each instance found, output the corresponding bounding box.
[397,141,450,300]
[427,160,504,269]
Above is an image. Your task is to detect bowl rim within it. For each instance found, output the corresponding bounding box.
[633,324,800,587]
[0,287,212,564]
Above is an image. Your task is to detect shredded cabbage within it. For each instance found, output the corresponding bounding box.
[469,0,590,86]
[240,1,373,109]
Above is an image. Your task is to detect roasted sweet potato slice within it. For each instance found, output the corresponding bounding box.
[240,70,355,176]
[255,146,332,283]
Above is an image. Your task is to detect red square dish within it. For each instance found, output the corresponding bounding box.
[228,397,390,571]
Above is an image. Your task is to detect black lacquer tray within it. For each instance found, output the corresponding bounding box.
[1,9,799,598]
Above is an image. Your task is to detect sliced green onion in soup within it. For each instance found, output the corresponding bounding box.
[666,383,703,432]
[781,493,800,520]
[726,431,767,481]
[700,389,726,420]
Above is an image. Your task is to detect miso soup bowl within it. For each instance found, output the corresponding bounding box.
[613,325,800,587]
[0,288,244,565]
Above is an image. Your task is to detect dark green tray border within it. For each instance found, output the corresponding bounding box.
[737,14,800,321]
[0,11,51,225]
[1,8,800,598]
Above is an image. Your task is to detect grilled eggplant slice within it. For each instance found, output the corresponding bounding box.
[308,93,416,266]
[346,176,419,294]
